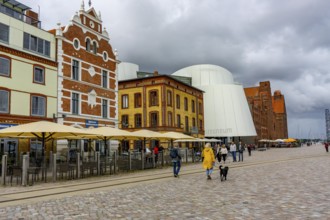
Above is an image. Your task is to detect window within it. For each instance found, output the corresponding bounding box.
[93,41,97,54]
[73,39,80,50]
[102,70,108,88]
[0,57,10,76]
[121,115,129,128]
[72,93,79,115]
[176,114,181,128]
[199,119,203,130]
[135,114,142,128]
[30,139,42,159]
[33,66,44,84]
[134,93,141,108]
[23,33,50,56]
[184,97,188,111]
[185,116,189,132]
[167,90,172,106]
[0,90,9,113]
[168,112,172,127]
[86,38,91,52]
[122,94,128,109]
[102,99,108,118]
[149,90,158,106]
[0,23,9,43]
[103,52,108,61]
[199,102,203,114]
[191,100,195,113]
[150,112,158,127]
[31,95,45,116]
[72,60,79,80]
[192,118,196,127]
[176,94,180,109]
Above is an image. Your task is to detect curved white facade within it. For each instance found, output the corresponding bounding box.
[117,62,139,81]
[172,64,256,137]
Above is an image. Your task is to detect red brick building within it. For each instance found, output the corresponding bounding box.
[244,81,288,142]
[272,90,288,139]
[51,2,118,129]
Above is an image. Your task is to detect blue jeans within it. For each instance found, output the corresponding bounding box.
[238,151,243,161]
[173,160,181,175]
[231,151,236,161]
[206,168,213,176]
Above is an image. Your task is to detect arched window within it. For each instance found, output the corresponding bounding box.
[86,38,91,52]
[93,41,97,54]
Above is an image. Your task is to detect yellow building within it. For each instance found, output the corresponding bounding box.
[118,72,204,150]
[0,1,57,163]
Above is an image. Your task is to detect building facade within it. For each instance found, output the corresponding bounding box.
[272,90,288,139]
[244,81,288,142]
[118,71,204,150]
[172,64,256,141]
[53,2,118,129]
[0,0,57,161]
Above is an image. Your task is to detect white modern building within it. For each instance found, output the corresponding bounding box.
[172,64,256,138]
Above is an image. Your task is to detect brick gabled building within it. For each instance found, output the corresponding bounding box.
[244,81,288,142]
[272,90,288,139]
[52,2,118,129]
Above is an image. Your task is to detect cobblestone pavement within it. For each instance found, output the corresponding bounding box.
[1,144,330,219]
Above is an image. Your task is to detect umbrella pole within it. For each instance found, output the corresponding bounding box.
[104,137,107,157]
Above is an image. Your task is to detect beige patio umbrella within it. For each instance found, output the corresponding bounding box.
[0,120,95,157]
[130,129,166,151]
[161,131,195,140]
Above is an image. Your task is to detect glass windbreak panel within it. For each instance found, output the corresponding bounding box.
[0,90,9,113]
[30,139,42,163]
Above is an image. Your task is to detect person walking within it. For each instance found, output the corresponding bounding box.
[324,142,329,153]
[202,143,215,180]
[153,145,159,164]
[247,144,252,156]
[216,144,222,163]
[238,142,245,162]
[220,144,228,163]
[230,142,237,162]
[170,145,181,177]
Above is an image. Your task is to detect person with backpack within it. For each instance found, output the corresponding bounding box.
[202,143,215,180]
[170,144,181,177]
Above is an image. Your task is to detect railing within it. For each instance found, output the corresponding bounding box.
[0,4,41,28]
[0,148,201,186]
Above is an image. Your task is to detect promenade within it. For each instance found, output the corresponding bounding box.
[0,143,329,219]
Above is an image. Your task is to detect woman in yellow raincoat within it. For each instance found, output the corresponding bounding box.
[202,143,215,180]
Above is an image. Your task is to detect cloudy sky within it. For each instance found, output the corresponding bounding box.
[21,0,330,139]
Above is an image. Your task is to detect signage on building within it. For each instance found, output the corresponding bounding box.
[0,123,18,130]
[86,120,98,128]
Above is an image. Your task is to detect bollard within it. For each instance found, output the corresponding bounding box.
[22,155,28,186]
[76,153,80,179]
[141,151,145,170]
[186,148,188,163]
[49,151,53,172]
[161,151,164,167]
[152,151,155,168]
[113,151,117,174]
[1,155,7,185]
[128,151,132,171]
[96,152,100,175]
[52,153,57,182]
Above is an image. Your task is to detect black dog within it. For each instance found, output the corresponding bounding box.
[219,165,229,181]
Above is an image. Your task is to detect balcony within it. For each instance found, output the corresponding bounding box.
[0,2,41,28]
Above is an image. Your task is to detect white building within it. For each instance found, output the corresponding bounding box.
[172,64,256,138]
